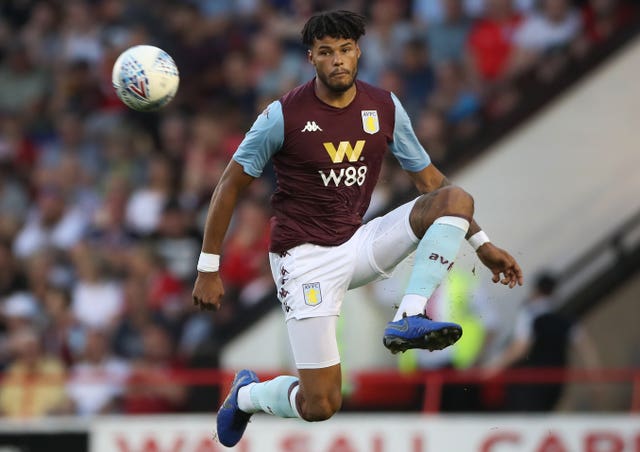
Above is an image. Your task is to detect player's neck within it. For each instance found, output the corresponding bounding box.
[314,79,357,108]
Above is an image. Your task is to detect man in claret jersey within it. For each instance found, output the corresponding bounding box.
[192,10,523,448]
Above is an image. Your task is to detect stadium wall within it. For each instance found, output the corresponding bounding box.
[92,415,640,451]
[3,414,638,451]
[0,414,627,452]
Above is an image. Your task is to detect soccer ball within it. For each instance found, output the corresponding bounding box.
[112,45,179,112]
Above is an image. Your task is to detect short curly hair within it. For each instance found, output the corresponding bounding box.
[301,10,367,47]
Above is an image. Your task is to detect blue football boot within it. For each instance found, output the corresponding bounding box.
[383,313,462,354]
[216,369,259,447]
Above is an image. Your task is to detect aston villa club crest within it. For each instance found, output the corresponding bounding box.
[361,110,379,134]
[303,282,323,306]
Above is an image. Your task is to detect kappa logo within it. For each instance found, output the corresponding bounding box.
[303,282,323,306]
[301,121,323,132]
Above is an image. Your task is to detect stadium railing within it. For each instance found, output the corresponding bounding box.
[2,367,638,415]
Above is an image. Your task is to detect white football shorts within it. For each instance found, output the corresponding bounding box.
[269,198,420,369]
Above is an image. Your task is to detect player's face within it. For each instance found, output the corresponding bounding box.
[308,36,360,93]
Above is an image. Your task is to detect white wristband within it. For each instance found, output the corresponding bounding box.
[197,252,220,272]
[468,231,491,251]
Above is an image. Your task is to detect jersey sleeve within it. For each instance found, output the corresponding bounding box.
[232,100,284,178]
[388,92,431,172]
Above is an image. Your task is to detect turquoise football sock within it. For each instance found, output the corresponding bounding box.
[393,216,469,321]
[247,375,300,418]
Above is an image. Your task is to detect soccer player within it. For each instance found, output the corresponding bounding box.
[192,10,523,447]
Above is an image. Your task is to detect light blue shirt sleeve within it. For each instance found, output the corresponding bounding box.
[232,100,284,177]
[388,92,431,172]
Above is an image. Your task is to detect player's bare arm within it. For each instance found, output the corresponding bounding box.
[407,163,523,288]
[192,160,255,311]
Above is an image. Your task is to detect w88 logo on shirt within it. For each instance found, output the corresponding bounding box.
[318,140,368,187]
[319,166,368,186]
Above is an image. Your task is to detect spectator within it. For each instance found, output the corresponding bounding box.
[249,30,306,98]
[359,0,415,83]
[50,58,105,117]
[413,0,485,23]
[86,172,135,268]
[395,38,436,120]
[123,324,186,414]
[152,199,201,284]
[0,40,48,117]
[19,1,62,70]
[53,152,101,222]
[426,0,473,66]
[101,130,145,192]
[414,107,450,166]
[511,0,582,74]
[219,51,259,121]
[66,328,130,416]
[0,291,42,368]
[96,0,131,55]
[429,61,482,140]
[0,117,39,188]
[414,0,533,24]
[0,166,28,241]
[2,292,40,335]
[38,111,102,180]
[59,0,104,65]
[13,184,89,259]
[484,271,601,411]
[125,155,174,237]
[162,2,220,107]
[582,0,638,44]
[178,310,215,364]
[466,0,523,83]
[126,244,184,325]
[41,284,81,366]
[181,112,238,203]
[0,328,70,418]
[23,246,72,305]
[70,244,123,330]
[158,112,190,173]
[220,199,271,297]
[0,240,28,297]
[112,277,169,359]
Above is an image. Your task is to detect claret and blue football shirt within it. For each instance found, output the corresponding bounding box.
[233,79,431,253]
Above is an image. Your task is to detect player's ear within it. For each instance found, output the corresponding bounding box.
[356,44,361,60]
[307,49,314,64]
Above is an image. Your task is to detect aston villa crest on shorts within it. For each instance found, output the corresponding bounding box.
[303,282,323,306]
[361,110,379,134]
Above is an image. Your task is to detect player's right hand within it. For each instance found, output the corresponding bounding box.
[192,271,224,311]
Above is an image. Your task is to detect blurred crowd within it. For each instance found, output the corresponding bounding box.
[0,0,637,418]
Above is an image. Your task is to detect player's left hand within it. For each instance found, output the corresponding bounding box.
[476,243,523,288]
